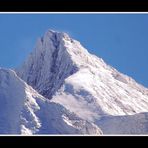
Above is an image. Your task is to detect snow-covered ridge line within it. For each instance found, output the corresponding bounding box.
[0,68,102,134]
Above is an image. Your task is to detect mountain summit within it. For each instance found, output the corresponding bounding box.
[1,29,148,134]
[17,30,80,98]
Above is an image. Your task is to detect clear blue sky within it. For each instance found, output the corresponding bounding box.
[0,13,148,87]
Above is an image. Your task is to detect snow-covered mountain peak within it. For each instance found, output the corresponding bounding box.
[40,29,89,59]
[16,30,115,100]
[44,29,70,39]
[16,29,148,134]
[40,29,75,51]
[16,30,89,98]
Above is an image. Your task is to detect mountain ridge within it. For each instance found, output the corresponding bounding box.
[0,68,102,134]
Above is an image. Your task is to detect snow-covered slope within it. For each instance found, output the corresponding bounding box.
[0,68,102,135]
[16,30,148,134]
[96,112,148,134]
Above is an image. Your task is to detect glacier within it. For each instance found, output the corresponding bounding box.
[1,29,148,134]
